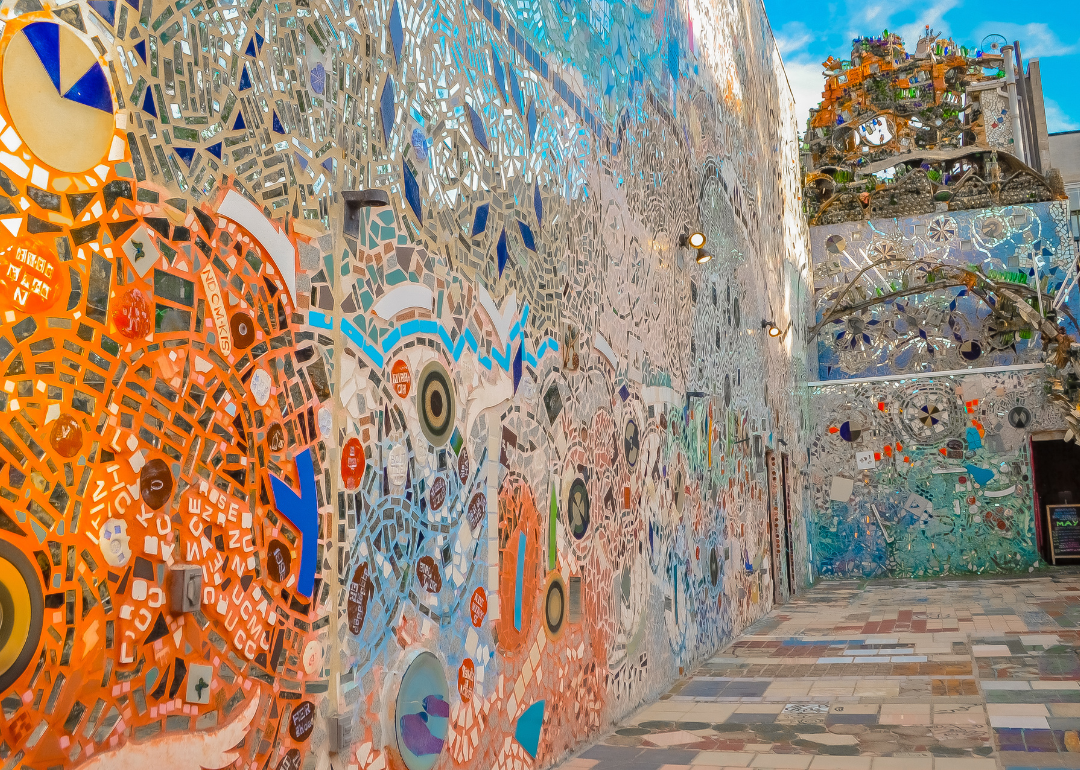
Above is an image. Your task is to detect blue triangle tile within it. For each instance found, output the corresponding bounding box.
[23,22,60,93]
[472,203,489,237]
[233,109,246,131]
[123,0,139,9]
[497,228,508,276]
[141,87,158,119]
[513,343,523,393]
[293,152,309,171]
[255,31,264,52]
[380,76,395,143]
[514,701,545,758]
[206,142,222,160]
[272,110,286,134]
[402,161,421,223]
[518,220,536,252]
[245,37,257,57]
[88,0,116,25]
[509,66,524,115]
[321,157,334,173]
[173,147,195,167]
[527,99,537,147]
[389,0,404,62]
[133,39,147,63]
[534,183,542,229]
[466,103,489,151]
[64,64,113,114]
[491,48,507,103]
[238,63,252,91]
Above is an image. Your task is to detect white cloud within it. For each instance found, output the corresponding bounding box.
[832,0,963,53]
[971,22,1079,58]
[780,55,828,135]
[1044,98,1080,132]
[775,21,814,57]
[894,0,961,50]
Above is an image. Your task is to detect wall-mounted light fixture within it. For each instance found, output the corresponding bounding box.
[680,230,707,249]
[342,188,390,239]
[761,320,782,338]
[695,248,713,264]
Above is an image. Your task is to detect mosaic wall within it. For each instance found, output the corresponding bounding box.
[808,368,1061,578]
[812,201,1078,381]
[0,0,811,764]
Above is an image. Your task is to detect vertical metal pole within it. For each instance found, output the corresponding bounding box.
[1002,44,1027,164]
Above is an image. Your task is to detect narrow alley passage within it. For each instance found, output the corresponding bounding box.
[557,573,1080,770]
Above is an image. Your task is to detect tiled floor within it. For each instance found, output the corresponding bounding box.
[555,572,1080,770]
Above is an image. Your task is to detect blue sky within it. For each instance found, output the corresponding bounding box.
[762,0,1080,135]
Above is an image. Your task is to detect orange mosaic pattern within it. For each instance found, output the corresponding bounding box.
[0,11,328,766]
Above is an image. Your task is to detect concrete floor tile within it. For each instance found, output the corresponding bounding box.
[872,759,933,770]
[749,755,813,769]
[931,759,997,770]
[853,682,900,697]
[735,704,786,713]
[807,758,872,770]
[987,704,1051,717]
[692,753,754,767]
[988,715,1051,728]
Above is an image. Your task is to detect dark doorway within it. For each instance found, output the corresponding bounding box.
[781,453,797,596]
[1031,437,1080,563]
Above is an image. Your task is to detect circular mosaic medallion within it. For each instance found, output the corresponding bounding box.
[624,419,640,467]
[959,340,982,361]
[266,540,291,582]
[346,562,373,633]
[392,359,412,398]
[897,385,955,443]
[395,652,450,770]
[2,21,115,173]
[839,421,861,442]
[927,216,957,243]
[417,360,456,446]
[140,458,174,510]
[289,700,315,741]
[544,575,565,637]
[672,466,685,512]
[1008,406,1031,429]
[251,369,272,405]
[341,437,365,490]
[825,234,847,254]
[99,519,131,567]
[266,423,286,453]
[230,312,255,349]
[277,749,302,770]
[567,478,590,540]
[0,540,43,692]
[388,442,409,487]
[428,476,447,510]
[979,217,1006,241]
[49,414,83,458]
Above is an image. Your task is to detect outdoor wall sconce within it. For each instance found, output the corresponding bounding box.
[762,320,782,338]
[679,230,707,249]
[342,188,390,240]
[695,248,713,264]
